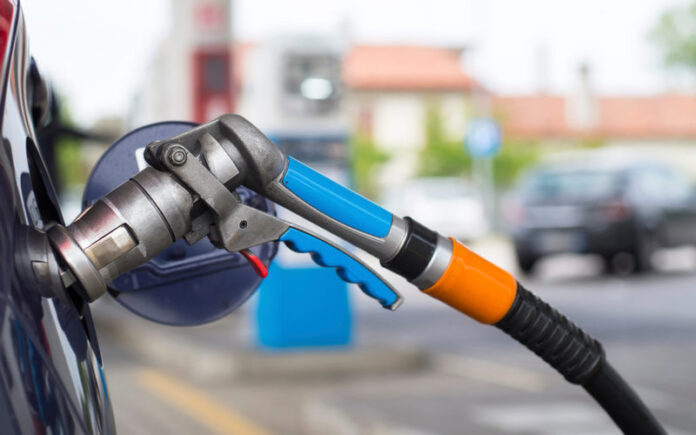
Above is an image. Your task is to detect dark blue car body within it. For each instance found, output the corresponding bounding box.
[0,2,114,433]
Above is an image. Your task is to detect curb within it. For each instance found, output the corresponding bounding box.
[93,300,429,383]
[303,399,436,435]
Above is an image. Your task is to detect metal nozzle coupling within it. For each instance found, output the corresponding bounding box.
[48,167,194,301]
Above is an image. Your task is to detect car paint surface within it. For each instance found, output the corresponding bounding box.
[0,6,114,434]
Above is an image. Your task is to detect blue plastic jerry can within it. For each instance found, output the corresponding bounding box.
[253,138,354,349]
[254,160,354,349]
[255,258,352,349]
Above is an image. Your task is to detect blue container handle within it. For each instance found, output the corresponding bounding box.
[279,227,402,310]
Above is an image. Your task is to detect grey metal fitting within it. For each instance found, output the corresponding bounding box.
[15,225,70,306]
[48,167,194,301]
[144,114,288,192]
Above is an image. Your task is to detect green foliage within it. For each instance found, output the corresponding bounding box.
[418,106,472,177]
[651,2,696,70]
[54,104,88,190]
[418,105,539,187]
[350,133,390,199]
[55,139,85,188]
[492,140,540,187]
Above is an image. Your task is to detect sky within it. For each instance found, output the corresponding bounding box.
[21,0,690,126]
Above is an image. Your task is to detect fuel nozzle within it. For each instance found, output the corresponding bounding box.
[41,114,664,434]
[48,167,194,302]
[46,114,403,310]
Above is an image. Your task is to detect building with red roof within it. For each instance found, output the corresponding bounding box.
[343,45,478,92]
[494,94,696,142]
[340,45,478,182]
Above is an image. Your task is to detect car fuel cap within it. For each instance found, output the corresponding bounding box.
[82,121,277,325]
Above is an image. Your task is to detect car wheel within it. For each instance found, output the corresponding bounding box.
[516,253,538,275]
[632,231,657,274]
[601,254,615,274]
[603,252,634,276]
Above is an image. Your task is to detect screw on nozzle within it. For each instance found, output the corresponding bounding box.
[167,145,188,166]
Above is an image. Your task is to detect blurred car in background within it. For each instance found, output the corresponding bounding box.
[506,158,696,275]
[381,177,489,241]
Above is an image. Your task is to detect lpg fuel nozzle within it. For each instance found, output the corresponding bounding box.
[44,114,662,434]
[47,115,402,309]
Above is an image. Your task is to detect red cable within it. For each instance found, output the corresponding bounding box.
[241,249,269,278]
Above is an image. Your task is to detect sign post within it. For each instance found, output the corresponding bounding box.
[466,119,501,228]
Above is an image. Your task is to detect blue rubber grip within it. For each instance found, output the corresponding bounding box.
[280,228,400,309]
[282,158,393,238]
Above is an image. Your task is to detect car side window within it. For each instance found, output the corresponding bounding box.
[662,169,693,203]
[628,168,666,204]
[628,167,693,205]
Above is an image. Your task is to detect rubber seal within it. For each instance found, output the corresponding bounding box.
[381,217,437,281]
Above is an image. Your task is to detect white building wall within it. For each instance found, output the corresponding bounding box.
[130,0,230,126]
[371,94,425,151]
[142,41,192,124]
[370,94,425,186]
[439,94,468,142]
[346,91,470,186]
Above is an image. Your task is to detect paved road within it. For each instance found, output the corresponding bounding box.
[97,253,696,434]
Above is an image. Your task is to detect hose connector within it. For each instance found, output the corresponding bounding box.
[48,167,193,301]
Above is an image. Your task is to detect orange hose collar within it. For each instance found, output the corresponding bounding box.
[423,238,517,324]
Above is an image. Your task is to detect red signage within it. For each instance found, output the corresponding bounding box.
[192,48,233,123]
[194,2,226,32]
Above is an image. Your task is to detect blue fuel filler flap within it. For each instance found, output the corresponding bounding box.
[83,121,278,326]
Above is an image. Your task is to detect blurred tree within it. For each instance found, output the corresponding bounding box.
[651,2,696,70]
[418,105,472,177]
[350,133,390,199]
[493,140,540,187]
[52,105,88,192]
[38,92,115,195]
[418,105,539,187]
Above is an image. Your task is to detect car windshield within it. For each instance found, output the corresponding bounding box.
[522,169,620,203]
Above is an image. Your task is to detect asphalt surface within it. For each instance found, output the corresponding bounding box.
[97,252,696,435]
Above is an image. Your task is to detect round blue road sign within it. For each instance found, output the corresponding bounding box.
[466,118,501,158]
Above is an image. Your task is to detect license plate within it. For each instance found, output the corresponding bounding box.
[536,231,582,253]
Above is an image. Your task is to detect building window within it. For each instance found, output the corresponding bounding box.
[282,53,341,116]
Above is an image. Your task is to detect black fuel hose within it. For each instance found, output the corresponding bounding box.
[376,217,664,433]
[496,284,666,434]
[584,360,665,434]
